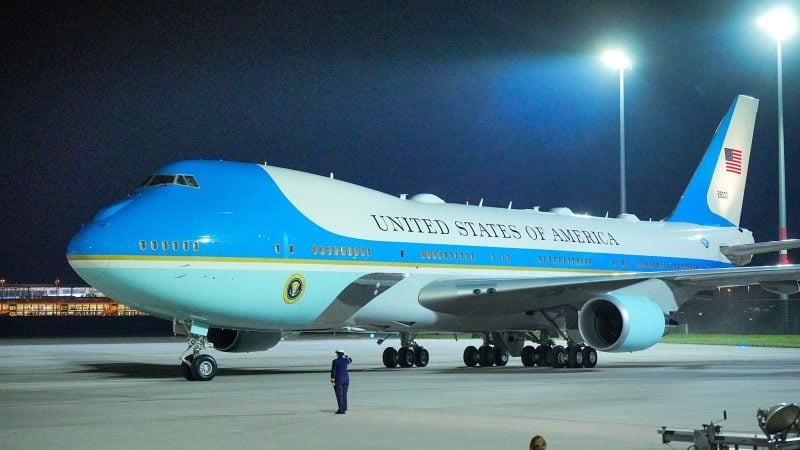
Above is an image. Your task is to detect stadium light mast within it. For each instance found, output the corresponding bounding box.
[603,49,632,215]
[758,6,797,265]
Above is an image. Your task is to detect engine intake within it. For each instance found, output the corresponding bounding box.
[578,294,665,352]
[208,328,282,353]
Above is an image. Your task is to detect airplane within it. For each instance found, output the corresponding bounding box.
[67,94,800,381]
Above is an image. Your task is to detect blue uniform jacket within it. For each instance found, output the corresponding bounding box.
[330,355,352,383]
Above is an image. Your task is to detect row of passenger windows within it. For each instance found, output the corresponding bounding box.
[311,245,373,257]
[139,240,200,252]
[137,239,693,270]
[420,250,477,261]
[637,260,698,270]
[537,255,592,266]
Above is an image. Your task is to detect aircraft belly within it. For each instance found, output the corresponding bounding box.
[92,261,367,330]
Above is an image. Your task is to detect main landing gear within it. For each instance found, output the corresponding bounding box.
[461,331,597,369]
[180,331,218,381]
[517,342,597,369]
[381,332,429,368]
[462,333,510,367]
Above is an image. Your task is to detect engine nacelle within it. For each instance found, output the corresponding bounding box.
[578,294,665,353]
[207,328,282,353]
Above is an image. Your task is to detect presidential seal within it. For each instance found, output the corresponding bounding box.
[283,273,306,304]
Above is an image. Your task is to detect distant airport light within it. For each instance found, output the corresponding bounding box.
[602,49,632,70]
[758,7,798,41]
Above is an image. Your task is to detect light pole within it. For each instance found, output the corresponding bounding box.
[758,7,796,265]
[603,49,632,215]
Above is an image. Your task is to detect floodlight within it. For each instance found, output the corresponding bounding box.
[757,403,800,437]
[602,49,632,70]
[758,7,798,42]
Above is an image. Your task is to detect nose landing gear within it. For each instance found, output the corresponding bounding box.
[177,322,218,381]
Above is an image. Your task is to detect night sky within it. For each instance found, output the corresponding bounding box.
[2,1,798,285]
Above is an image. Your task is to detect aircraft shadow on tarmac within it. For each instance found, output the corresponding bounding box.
[75,363,334,379]
[73,363,435,379]
[74,361,717,380]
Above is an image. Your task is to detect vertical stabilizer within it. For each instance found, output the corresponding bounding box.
[667,95,758,227]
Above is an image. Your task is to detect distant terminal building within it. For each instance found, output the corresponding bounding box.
[0,284,796,334]
[0,285,146,317]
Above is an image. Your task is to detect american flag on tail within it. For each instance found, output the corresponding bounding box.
[724,148,742,174]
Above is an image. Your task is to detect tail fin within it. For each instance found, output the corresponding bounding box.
[667,95,759,227]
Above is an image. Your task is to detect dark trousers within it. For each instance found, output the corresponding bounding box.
[333,381,349,412]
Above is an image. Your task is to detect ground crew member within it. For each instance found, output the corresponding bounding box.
[529,435,547,450]
[330,349,352,414]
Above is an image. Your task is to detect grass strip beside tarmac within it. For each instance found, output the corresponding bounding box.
[661,334,800,348]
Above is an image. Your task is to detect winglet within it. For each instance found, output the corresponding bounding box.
[667,95,759,227]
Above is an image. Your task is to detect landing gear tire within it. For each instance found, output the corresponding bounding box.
[382,347,399,368]
[534,345,550,367]
[414,347,429,367]
[398,347,415,368]
[478,345,496,367]
[493,347,509,366]
[550,345,567,368]
[182,354,195,380]
[567,346,584,368]
[191,354,217,381]
[521,345,536,367]
[463,346,479,367]
[582,346,598,368]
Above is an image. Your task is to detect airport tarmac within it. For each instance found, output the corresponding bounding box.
[1,337,799,450]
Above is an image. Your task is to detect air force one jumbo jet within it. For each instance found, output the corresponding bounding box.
[68,95,800,381]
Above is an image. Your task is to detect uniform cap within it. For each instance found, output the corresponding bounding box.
[335,349,345,354]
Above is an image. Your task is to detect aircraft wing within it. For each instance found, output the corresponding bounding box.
[417,264,800,316]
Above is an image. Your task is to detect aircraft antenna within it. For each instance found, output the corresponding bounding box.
[330,173,334,179]
[507,201,513,210]
[478,198,484,207]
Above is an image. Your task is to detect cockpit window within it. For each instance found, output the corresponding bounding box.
[139,174,200,188]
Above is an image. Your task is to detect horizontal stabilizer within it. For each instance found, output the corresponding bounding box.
[721,239,800,266]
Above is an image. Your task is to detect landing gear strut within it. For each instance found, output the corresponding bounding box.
[381,332,429,368]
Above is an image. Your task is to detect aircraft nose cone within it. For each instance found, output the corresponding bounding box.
[67,198,137,285]
[66,222,112,284]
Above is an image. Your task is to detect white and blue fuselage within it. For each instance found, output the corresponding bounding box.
[70,95,800,380]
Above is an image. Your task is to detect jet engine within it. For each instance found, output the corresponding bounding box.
[207,328,282,353]
[578,294,665,352]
